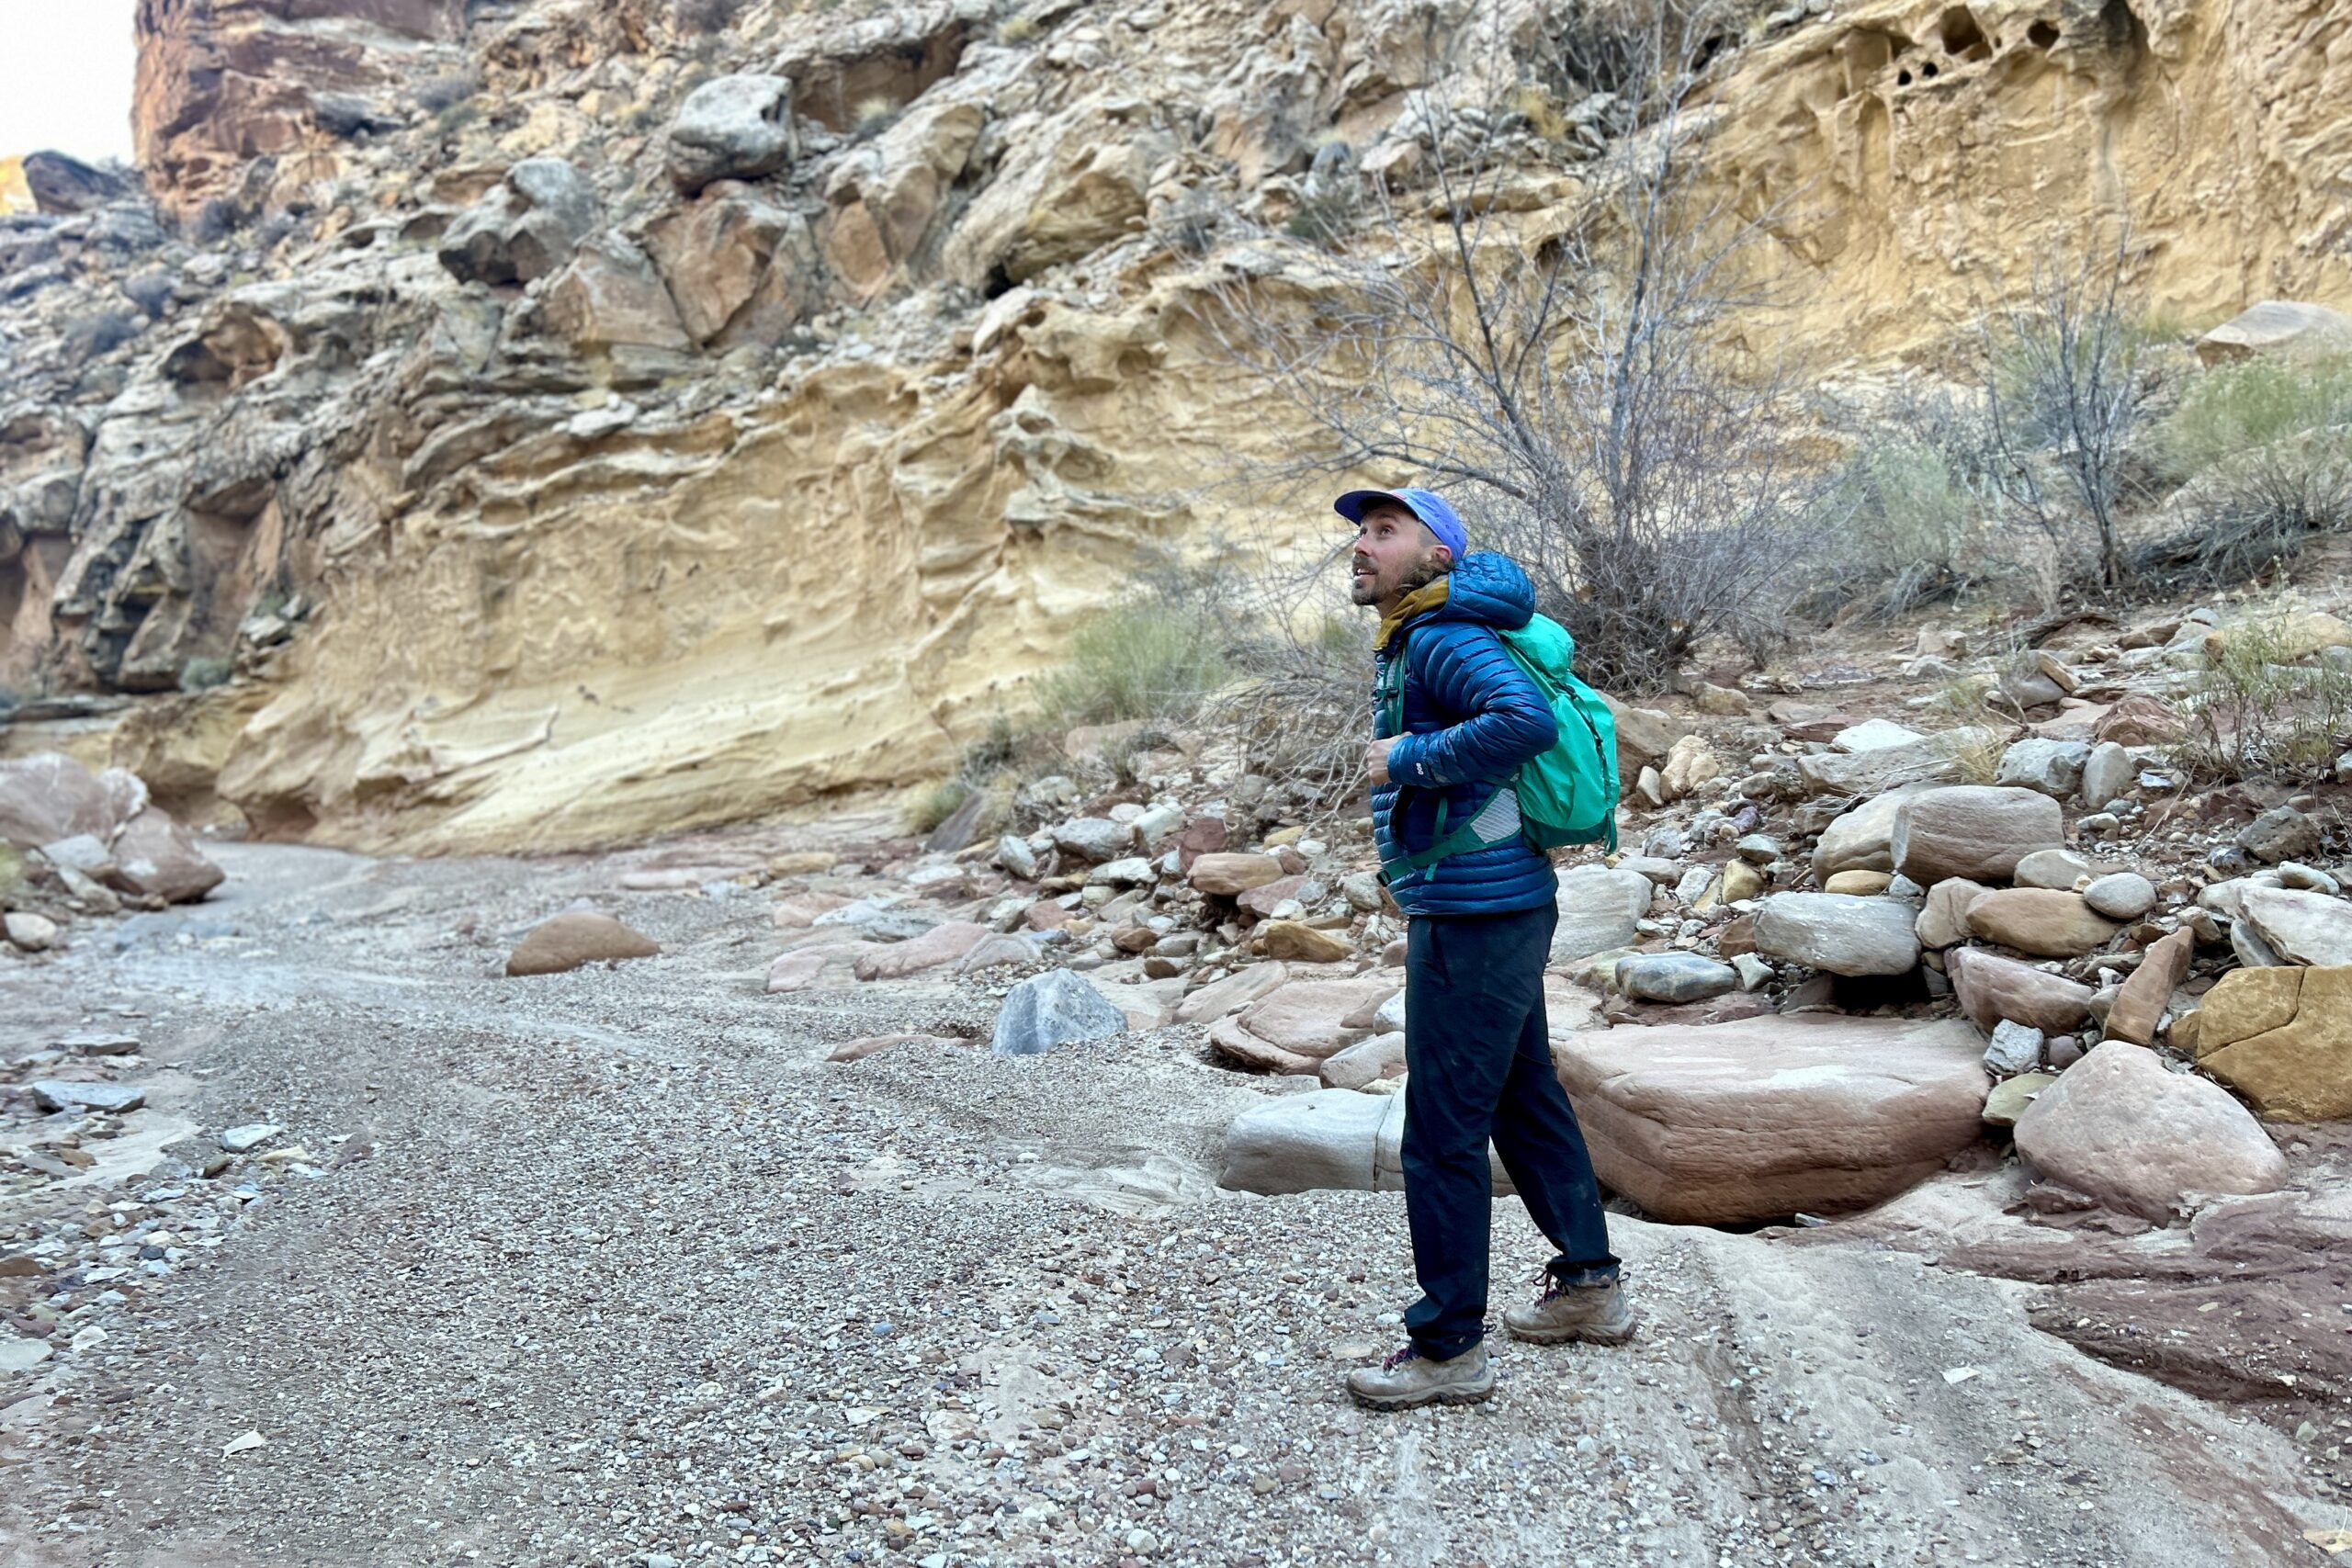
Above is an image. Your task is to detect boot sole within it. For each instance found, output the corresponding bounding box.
[1347,1377,1497,1412]
[1504,1321,1636,1347]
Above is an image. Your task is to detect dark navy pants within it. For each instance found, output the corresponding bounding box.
[1401,901,1619,1359]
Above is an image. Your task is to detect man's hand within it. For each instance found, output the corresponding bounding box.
[1367,737,1397,786]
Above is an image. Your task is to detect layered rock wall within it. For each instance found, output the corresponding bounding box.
[1,0,2347,850]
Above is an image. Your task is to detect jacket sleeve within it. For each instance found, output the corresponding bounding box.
[1385,626,1559,788]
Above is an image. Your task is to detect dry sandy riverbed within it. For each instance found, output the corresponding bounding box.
[0,840,2335,1567]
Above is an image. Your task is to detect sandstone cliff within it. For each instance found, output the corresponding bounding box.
[0,0,2346,852]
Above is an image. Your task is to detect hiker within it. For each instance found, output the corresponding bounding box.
[1336,486,1633,1412]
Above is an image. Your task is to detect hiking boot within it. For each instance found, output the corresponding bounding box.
[1503,1276,1635,1346]
[1344,1341,1496,1411]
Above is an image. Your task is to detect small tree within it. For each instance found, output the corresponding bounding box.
[1193,3,1818,693]
[1980,229,2154,594]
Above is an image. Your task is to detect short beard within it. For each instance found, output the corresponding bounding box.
[1351,546,1451,607]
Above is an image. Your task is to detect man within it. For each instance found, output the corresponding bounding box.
[1336,486,1632,1413]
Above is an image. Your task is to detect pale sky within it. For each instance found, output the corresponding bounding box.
[0,0,139,164]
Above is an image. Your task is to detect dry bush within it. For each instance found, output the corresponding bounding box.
[2132,429,2352,588]
[2177,622,2352,784]
[1194,7,1821,694]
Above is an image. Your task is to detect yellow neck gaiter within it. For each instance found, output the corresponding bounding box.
[1376,578,1451,651]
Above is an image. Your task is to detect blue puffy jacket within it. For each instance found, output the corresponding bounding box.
[1372,552,1561,917]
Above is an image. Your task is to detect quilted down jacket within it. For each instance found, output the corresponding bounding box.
[1372,552,1561,917]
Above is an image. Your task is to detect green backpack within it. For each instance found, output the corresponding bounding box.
[1377,614,1622,883]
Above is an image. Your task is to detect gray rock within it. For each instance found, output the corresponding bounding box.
[2082,872,2156,920]
[1810,787,1923,881]
[1340,872,1385,912]
[1994,739,2091,797]
[29,1079,145,1114]
[1220,1089,1393,1193]
[437,157,601,285]
[1616,952,1740,1004]
[2275,862,2342,895]
[2014,849,2091,889]
[1890,785,2064,886]
[1615,856,1683,886]
[994,833,1037,880]
[2235,884,2352,965]
[1374,989,1407,1033]
[1832,718,1926,752]
[1132,803,1184,844]
[4,912,60,952]
[1736,834,1781,864]
[1671,865,1714,906]
[669,74,795,195]
[1754,893,1921,976]
[1089,856,1157,886]
[2231,919,2286,968]
[38,833,111,874]
[1051,817,1135,864]
[1795,728,2003,796]
[1984,1019,2045,1076]
[2236,806,2321,865]
[2078,741,2132,809]
[812,899,938,942]
[990,969,1128,1055]
[1731,953,1773,990]
[1318,1032,1406,1091]
[219,1123,282,1154]
[1551,865,1655,964]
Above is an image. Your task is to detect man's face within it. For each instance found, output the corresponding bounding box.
[1350,502,1450,607]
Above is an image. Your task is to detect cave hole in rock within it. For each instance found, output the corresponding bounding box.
[2027,18,2062,47]
[1919,60,1939,78]
[1896,67,1913,85]
[1938,6,1993,61]
[2098,0,2152,70]
[791,20,972,134]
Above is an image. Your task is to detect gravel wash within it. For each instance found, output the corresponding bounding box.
[0,843,2327,1567]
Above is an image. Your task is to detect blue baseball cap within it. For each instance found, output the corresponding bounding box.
[1333,486,1467,560]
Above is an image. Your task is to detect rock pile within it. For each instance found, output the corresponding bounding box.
[1,753,223,954]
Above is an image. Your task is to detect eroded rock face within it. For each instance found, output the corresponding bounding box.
[1551,1015,1989,1224]
[668,75,796,196]
[437,158,602,286]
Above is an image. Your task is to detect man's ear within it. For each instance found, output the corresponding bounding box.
[1429,545,1453,570]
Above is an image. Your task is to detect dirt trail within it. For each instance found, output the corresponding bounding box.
[0,841,2335,1567]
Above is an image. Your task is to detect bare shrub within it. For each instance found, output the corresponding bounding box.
[2131,428,2352,588]
[1193,8,1819,694]
[1979,229,2156,593]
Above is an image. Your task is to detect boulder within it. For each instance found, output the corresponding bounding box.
[1917,877,1991,949]
[2106,927,2192,1045]
[1753,893,1920,976]
[2013,848,2091,889]
[1993,738,2090,797]
[1235,874,1305,918]
[1946,945,2096,1034]
[1890,786,2064,886]
[990,969,1126,1055]
[1051,817,1134,864]
[1260,920,1351,963]
[437,157,601,286]
[5,911,60,952]
[1984,1019,2045,1076]
[28,1079,145,1114]
[993,835,1037,880]
[2082,872,2156,920]
[1795,728,2002,796]
[1318,1031,1407,1090]
[1660,735,1722,801]
[1172,963,1289,1024]
[1217,976,1397,1065]
[2193,299,2352,367]
[2078,741,2133,808]
[2235,885,2352,966]
[2235,807,2322,866]
[0,752,117,848]
[1601,695,1688,787]
[1187,852,1284,895]
[2189,965,2352,1121]
[668,74,796,195]
[2013,1042,2287,1221]
[1810,788,1919,881]
[1220,1090,1394,1194]
[1552,864,1654,964]
[1964,888,2119,957]
[1614,952,1739,1004]
[104,807,223,904]
[543,234,692,354]
[505,912,660,976]
[1551,1015,1988,1224]
[853,920,989,981]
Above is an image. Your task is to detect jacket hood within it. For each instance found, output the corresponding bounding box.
[1415,551,1535,632]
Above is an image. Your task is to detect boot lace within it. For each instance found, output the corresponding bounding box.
[1381,1344,1420,1371]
